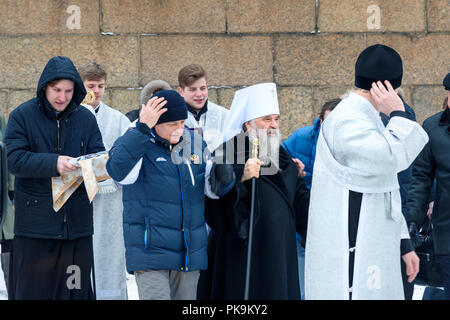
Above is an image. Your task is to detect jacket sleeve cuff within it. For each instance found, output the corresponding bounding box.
[401,238,415,256]
[389,110,415,121]
[136,121,152,136]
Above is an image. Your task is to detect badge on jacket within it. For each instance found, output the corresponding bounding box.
[190,154,200,164]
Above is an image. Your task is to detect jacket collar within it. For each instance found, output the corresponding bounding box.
[439,107,450,134]
[187,100,208,122]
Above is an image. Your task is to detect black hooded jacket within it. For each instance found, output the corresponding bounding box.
[4,56,105,239]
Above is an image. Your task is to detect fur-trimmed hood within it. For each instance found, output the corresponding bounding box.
[139,79,171,106]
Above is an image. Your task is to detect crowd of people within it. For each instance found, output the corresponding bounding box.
[0,43,448,300]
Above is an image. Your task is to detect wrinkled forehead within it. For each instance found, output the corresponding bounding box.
[249,113,279,124]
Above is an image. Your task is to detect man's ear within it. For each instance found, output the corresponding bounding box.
[177,86,184,97]
[243,121,251,132]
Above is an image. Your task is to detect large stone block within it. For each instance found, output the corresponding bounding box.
[278,86,314,138]
[101,0,226,34]
[98,89,112,108]
[275,34,366,86]
[427,0,450,32]
[206,89,219,108]
[108,88,142,115]
[0,0,99,34]
[0,90,9,117]
[61,36,140,88]
[216,87,240,110]
[367,34,450,85]
[312,85,351,115]
[318,0,426,32]
[8,90,35,115]
[398,86,413,107]
[0,35,139,89]
[412,86,448,124]
[0,37,62,89]
[140,35,273,87]
[227,0,315,33]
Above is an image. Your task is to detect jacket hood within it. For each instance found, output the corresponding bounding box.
[36,56,87,117]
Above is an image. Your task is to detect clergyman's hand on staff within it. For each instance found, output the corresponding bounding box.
[139,96,168,129]
[402,251,420,283]
[241,158,264,182]
[292,158,306,177]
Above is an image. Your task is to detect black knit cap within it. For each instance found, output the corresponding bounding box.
[355,44,403,90]
[150,90,187,125]
[444,73,450,90]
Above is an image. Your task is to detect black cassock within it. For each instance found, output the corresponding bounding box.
[197,133,310,300]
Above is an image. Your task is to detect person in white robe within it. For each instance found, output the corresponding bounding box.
[305,44,428,300]
[177,64,229,153]
[79,62,131,300]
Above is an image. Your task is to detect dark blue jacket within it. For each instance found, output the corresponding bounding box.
[282,117,321,188]
[4,56,105,240]
[106,122,208,273]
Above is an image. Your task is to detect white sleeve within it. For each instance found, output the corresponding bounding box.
[383,116,429,172]
[117,158,143,185]
[333,116,428,175]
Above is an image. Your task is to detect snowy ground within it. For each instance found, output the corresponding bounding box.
[0,262,426,300]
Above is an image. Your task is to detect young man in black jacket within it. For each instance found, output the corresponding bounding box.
[4,56,105,300]
[407,73,450,300]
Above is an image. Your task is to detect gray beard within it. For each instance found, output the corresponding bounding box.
[248,127,281,172]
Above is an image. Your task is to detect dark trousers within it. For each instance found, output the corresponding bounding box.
[9,236,95,300]
[0,239,12,296]
[438,254,450,300]
[422,286,445,300]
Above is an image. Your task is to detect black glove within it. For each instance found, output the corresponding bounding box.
[408,222,425,249]
[209,163,234,194]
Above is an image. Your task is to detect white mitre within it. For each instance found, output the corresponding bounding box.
[221,82,280,142]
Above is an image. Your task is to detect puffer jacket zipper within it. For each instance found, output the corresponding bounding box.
[177,165,189,271]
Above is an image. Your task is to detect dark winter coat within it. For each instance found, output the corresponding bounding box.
[106,122,208,273]
[197,132,310,300]
[407,107,450,255]
[4,56,105,240]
